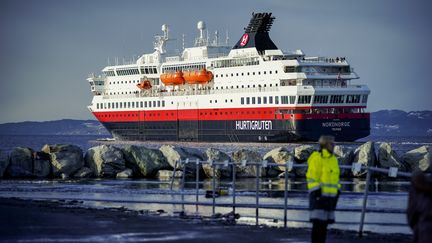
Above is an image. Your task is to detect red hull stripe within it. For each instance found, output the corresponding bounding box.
[93,106,368,123]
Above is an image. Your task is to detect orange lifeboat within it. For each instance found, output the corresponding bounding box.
[137,80,152,90]
[160,70,185,86]
[183,68,213,85]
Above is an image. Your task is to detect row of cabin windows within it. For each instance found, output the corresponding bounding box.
[116,69,139,76]
[200,110,273,116]
[140,67,158,74]
[109,79,160,86]
[97,100,166,110]
[283,66,351,74]
[102,67,157,77]
[213,83,278,90]
[240,94,366,106]
[209,99,234,104]
[215,70,278,78]
[162,64,206,72]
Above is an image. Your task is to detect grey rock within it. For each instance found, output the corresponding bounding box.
[202,148,232,178]
[116,168,133,178]
[33,151,51,178]
[73,167,93,178]
[157,169,183,179]
[333,146,354,177]
[60,173,69,180]
[42,144,84,177]
[263,147,294,177]
[232,149,265,177]
[0,150,9,178]
[377,142,406,170]
[6,147,34,178]
[123,145,170,177]
[402,146,431,172]
[159,145,204,178]
[85,145,125,178]
[353,142,377,176]
[293,145,315,177]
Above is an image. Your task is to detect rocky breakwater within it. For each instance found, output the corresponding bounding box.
[0,142,430,180]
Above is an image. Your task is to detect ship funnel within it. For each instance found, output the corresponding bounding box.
[232,12,278,53]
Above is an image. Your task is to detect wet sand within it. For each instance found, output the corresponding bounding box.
[0,198,410,242]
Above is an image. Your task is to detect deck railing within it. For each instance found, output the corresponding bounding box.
[169,159,411,238]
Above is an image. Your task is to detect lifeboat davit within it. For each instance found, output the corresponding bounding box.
[137,80,152,90]
[160,70,185,86]
[183,68,213,85]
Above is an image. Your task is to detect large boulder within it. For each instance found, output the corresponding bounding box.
[33,151,51,178]
[157,170,183,180]
[353,142,377,176]
[85,145,125,177]
[232,149,264,177]
[293,145,315,177]
[263,147,294,177]
[333,146,354,177]
[116,168,133,178]
[42,144,84,177]
[377,142,406,170]
[159,145,204,178]
[123,145,170,177]
[402,146,431,172]
[0,150,9,178]
[6,147,34,177]
[202,148,232,178]
[73,167,93,178]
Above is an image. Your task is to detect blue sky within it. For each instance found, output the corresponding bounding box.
[0,0,431,123]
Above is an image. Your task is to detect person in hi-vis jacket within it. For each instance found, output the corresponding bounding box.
[306,135,340,243]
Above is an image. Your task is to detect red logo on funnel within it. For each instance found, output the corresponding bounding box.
[240,33,249,47]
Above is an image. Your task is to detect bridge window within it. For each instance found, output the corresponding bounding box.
[263,97,267,104]
[246,97,250,105]
[275,96,279,104]
[252,97,256,104]
[241,97,244,104]
[346,95,361,103]
[269,96,273,104]
[298,95,312,104]
[362,95,368,103]
[314,95,329,104]
[281,96,289,104]
[330,95,345,104]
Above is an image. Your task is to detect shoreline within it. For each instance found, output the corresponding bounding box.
[0,197,411,242]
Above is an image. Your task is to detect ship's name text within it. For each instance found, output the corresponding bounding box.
[322,121,351,127]
[235,120,272,130]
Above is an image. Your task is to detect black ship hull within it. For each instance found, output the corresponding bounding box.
[100,116,370,142]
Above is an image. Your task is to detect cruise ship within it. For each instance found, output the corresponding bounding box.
[87,12,370,142]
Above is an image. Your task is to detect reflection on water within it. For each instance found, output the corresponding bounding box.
[0,178,411,235]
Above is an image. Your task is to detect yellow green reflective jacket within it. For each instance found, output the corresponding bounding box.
[306,149,341,197]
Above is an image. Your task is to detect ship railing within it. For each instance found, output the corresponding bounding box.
[102,86,281,100]
[165,159,412,238]
[301,57,348,64]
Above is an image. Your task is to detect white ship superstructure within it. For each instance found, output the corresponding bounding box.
[87,13,370,142]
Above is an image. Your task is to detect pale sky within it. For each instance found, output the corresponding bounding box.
[1,0,431,123]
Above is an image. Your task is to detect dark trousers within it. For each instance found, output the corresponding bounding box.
[311,220,328,243]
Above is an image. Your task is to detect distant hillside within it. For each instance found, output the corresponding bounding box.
[0,119,109,135]
[371,110,432,137]
[0,110,430,137]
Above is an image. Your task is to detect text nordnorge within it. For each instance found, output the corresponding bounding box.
[322,121,351,127]
[235,120,273,130]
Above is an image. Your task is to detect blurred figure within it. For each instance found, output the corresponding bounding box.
[306,135,341,243]
[407,171,432,243]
